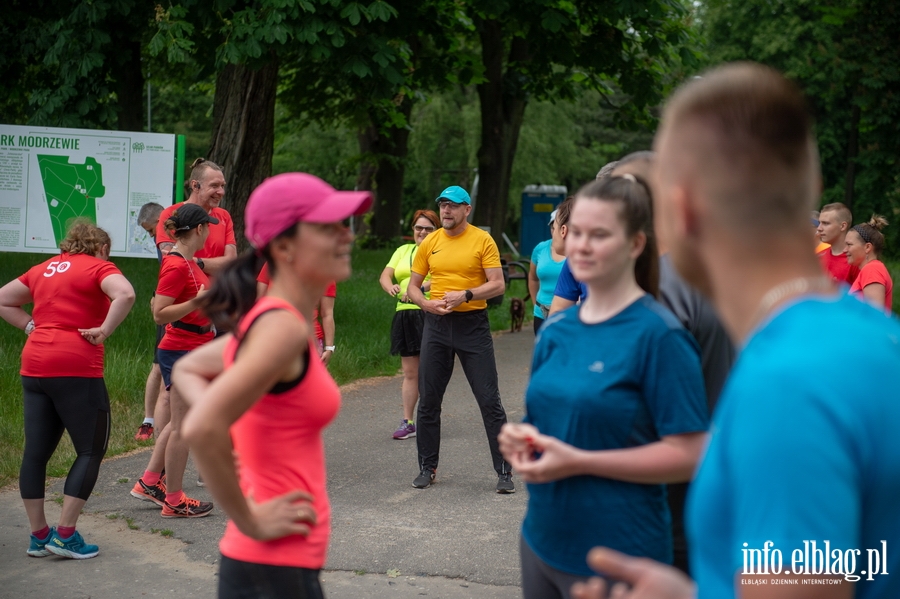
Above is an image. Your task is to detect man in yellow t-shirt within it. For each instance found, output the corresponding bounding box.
[406,186,514,494]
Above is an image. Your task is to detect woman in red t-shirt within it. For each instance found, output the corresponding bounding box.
[130,203,217,519]
[0,221,135,559]
[174,173,371,598]
[846,215,893,312]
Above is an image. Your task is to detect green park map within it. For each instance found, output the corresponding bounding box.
[36,154,105,245]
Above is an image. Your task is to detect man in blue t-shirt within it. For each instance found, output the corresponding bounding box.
[571,64,900,599]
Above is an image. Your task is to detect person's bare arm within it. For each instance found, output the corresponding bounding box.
[0,279,34,330]
[527,261,540,307]
[79,274,136,345]
[197,244,237,276]
[380,267,400,297]
[158,241,175,255]
[549,294,576,315]
[499,423,707,484]
[152,288,207,325]
[862,282,887,310]
[319,296,335,365]
[407,271,451,315]
[443,268,506,309]
[177,312,316,541]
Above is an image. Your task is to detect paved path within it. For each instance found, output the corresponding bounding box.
[0,328,536,598]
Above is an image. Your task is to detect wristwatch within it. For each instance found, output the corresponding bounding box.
[324,345,335,352]
[465,290,474,303]
[196,257,205,271]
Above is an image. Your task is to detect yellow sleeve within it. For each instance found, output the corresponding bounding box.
[481,234,502,270]
[412,234,433,276]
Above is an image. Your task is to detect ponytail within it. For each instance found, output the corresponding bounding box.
[200,222,299,332]
[575,175,659,298]
[201,251,264,333]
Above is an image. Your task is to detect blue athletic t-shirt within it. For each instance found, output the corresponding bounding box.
[523,295,709,576]
[553,259,588,303]
[531,240,566,318]
[688,293,900,599]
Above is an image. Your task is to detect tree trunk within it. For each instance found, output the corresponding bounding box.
[356,96,414,242]
[207,59,278,252]
[111,40,144,132]
[844,102,860,212]
[473,19,529,245]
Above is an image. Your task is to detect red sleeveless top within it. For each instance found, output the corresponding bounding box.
[219,296,341,568]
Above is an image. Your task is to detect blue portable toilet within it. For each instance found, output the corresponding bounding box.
[520,185,567,257]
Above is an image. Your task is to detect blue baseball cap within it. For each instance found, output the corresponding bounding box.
[435,185,471,205]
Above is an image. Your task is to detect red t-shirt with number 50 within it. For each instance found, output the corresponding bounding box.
[17,252,122,378]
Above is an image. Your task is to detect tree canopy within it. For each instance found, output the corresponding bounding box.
[702,0,900,252]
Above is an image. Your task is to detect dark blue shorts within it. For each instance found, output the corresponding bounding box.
[152,325,165,364]
[156,349,189,390]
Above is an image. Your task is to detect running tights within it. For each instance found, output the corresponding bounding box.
[20,376,110,500]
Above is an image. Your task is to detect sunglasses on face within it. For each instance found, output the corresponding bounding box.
[414,225,435,233]
[438,200,465,210]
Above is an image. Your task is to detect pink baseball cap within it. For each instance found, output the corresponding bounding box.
[245,173,373,249]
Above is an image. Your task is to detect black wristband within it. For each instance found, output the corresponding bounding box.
[196,257,205,271]
[465,289,474,303]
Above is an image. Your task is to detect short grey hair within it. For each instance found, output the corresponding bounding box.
[138,202,164,227]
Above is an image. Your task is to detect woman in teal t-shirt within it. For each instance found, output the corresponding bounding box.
[378,209,440,440]
[528,205,567,333]
[500,176,708,598]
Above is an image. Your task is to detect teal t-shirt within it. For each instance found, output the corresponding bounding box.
[688,293,900,598]
[522,295,709,575]
[530,239,565,318]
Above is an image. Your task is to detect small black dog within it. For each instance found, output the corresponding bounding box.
[510,297,525,333]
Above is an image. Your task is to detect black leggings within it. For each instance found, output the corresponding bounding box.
[20,376,110,500]
[219,555,325,599]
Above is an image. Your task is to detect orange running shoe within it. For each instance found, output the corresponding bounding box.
[134,423,154,441]
[130,478,167,507]
[161,496,213,518]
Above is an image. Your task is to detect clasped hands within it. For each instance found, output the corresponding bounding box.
[498,422,585,483]
[499,422,696,599]
[422,290,468,315]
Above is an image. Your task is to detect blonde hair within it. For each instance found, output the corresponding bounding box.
[59,219,111,256]
[820,202,852,227]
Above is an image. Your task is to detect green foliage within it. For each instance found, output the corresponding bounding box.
[0,0,156,128]
[272,106,359,187]
[700,0,900,256]
[271,85,655,237]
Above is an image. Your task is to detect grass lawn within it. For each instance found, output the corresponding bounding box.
[0,249,531,488]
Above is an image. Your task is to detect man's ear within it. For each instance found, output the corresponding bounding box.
[839,221,849,233]
[670,182,696,238]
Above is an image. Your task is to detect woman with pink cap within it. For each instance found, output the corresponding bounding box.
[173,173,371,598]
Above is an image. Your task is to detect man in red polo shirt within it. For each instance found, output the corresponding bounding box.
[156,158,237,274]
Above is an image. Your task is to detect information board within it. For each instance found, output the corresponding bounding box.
[0,124,176,258]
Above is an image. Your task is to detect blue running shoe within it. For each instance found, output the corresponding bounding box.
[27,527,55,557]
[45,530,99,559]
